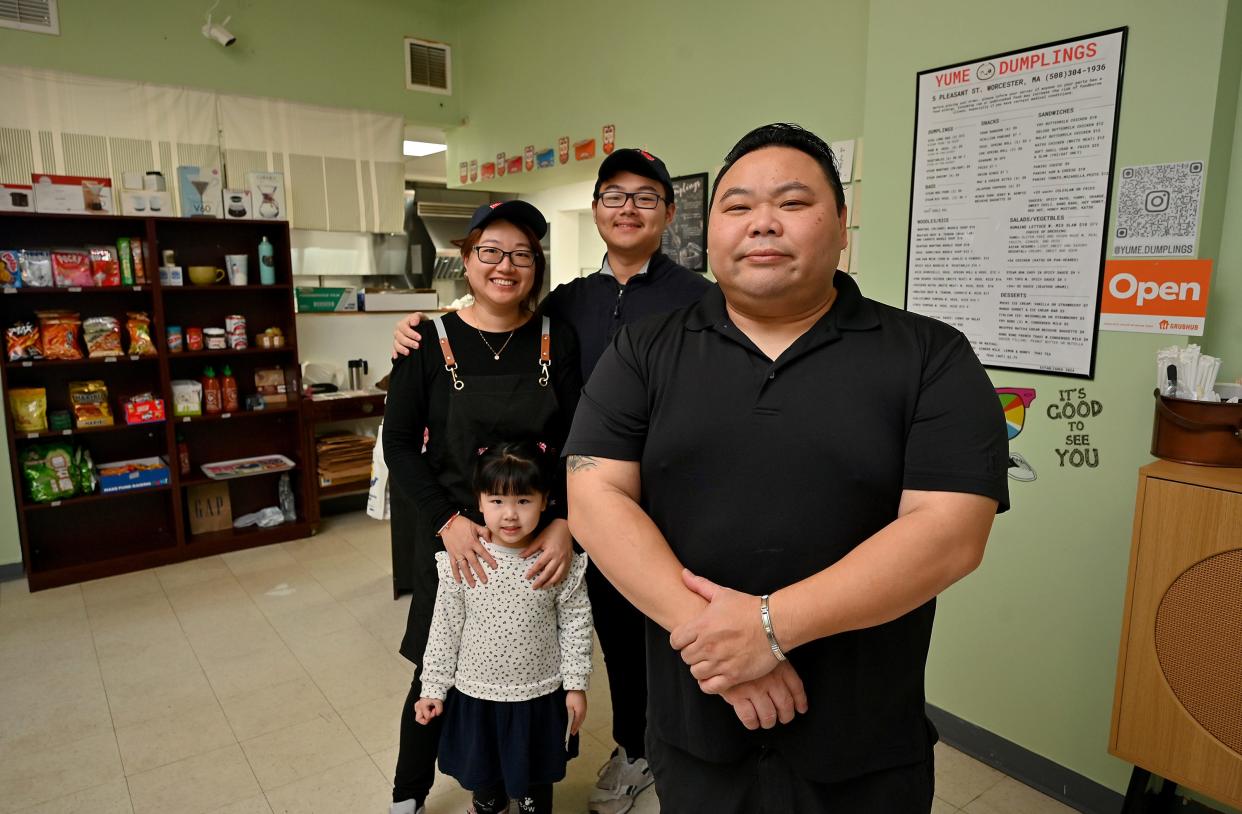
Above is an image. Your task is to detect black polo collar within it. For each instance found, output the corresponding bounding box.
[686,270,880,332]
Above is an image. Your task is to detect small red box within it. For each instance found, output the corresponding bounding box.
[124,398,166,425]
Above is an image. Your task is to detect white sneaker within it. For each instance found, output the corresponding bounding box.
[389,801,423,814]
[588,747,654,814]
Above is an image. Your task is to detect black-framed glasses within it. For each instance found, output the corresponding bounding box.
[596,191,666,209]
[473,246,535,267]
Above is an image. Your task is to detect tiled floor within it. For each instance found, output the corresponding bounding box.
[0,511,1077,814]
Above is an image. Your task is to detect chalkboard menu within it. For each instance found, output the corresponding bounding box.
[661,173,708,272]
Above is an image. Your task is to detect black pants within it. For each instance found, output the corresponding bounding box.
[586,560,648,759]
[647,736,935,814]
[394,668,441,804]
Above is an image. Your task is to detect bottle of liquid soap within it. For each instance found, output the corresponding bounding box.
[258,236,276,285]
[220,364,240,412]
[202,366,222,414]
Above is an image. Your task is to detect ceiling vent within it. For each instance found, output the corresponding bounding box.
[405,37,451,95]
[0,0,59,34]
[416,201,476,219]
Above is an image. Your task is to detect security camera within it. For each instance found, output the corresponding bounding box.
[202,20,235,46]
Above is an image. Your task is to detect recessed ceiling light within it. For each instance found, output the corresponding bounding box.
[404,140,447,157]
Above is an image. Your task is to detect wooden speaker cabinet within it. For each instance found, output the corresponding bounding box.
[1111,461,1242,810]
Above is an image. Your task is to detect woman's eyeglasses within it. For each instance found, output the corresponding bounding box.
[473,246,535,267]
[996,387,1036,440]
[595,191,666,209]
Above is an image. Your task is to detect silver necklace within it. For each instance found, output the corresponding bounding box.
[477,328,515,361]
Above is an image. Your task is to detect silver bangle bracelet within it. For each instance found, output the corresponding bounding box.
[759,594,787,662]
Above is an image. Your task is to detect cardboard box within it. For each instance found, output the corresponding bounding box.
[0,184,34,212]
[159,265,184,286]
[176,166,223,218]
[97,456,170,494]
[223,188,252,220]
[31,174,114,214]
[296,286,358,312]
[361,289,439,311]
[123,398,166,425]
[254,367,289,404]
[187,482,232,534]
[246,171,286,221]
[120,189,174,217]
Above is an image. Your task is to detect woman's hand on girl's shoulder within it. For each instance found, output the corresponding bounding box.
[441,516,497,587]
[521,519,573,589]
[565,690,587,736]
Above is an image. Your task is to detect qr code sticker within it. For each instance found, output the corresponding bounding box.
[1114,161,1203,240]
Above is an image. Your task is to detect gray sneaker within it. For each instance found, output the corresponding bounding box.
[389,802,423,814]
[588,747,654,814]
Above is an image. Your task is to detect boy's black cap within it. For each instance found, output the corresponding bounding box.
[466,200,548,240]
[594,148,675,203]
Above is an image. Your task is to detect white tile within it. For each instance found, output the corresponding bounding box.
[202,645,308,700]
[934,742,1006,808]
[103,662,217,729]
[115,701,237,775]
[221,545,299,577]
[240,714,365,790]
[308,652,412,711]
[184,613,284,665]
[237,565,335,617]
[218,676,336,742]
[204,796,272,814]
[265,596,361,644]
[287,622,390,674]
[338,689,406,754]
[155,555,233,591]
[80,570,164,608]
[127,744,261,814]
[264,755,390,814]
[9,778,133,813]
[0,731,124,813]
[0,581,84,622]
[962,776,1078,814]
[0,663,112,757]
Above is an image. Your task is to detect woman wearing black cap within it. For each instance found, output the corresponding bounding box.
[384,200,583,814]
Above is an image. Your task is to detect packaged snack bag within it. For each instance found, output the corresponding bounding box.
[5,321,42,361]
[21,442,77,503]
[8,387,48,432]
[36,310,83,359]
[0,249,20,287]
[88,246,121,286]
[68,380,113,427]
[125,311,157,356]
[52,250,93,287]
[19,250,54,287]
[83,316,123,357]
[72,446,97,495]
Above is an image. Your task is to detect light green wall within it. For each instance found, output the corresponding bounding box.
[860,0,1237,803]
[446,0,871,192]
[0,0,462,124]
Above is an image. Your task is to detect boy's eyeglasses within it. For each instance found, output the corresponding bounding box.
[473,246,535,267]
[996,387,1037,440]
[596,191,666,209]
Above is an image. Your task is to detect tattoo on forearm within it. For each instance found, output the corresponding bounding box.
[566,455,598,473]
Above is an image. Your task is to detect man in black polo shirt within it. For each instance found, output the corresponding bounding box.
[392,149,710,814]
[564,123,1008,813]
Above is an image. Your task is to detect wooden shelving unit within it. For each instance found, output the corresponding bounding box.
[1,211,317,590]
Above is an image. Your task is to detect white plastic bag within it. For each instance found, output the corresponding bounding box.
[367,421,390,520]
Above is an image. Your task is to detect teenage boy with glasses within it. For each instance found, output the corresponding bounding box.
[392,148,710,814]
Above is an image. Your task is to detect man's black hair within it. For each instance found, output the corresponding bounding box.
[710,123,845,211]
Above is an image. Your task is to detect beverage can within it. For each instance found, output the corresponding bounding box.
[186,326,204,351]
[225,315,248,349]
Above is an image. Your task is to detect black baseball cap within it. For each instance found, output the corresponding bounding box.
[466,199,547,240]
[595,148,675,203]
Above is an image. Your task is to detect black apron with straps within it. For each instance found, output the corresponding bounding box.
[400,315,558,664]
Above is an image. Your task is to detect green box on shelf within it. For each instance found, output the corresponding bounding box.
[295,286,358,312]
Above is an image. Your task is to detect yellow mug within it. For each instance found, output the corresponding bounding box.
[187,265,225,285]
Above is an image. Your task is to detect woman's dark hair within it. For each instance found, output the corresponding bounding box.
[710,123,845,212]
[472,440,552,498]
[454,219,547,313]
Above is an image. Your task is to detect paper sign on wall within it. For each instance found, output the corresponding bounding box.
[1099,258,1212,335]
[832,140,856,184]
[1111,161,1205,258]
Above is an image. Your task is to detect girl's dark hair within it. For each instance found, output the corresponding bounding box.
[710,122,845,212]
[472,440,551,498]
[454,219,547,313]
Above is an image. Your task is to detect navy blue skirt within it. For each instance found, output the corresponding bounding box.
[437,687,580,798]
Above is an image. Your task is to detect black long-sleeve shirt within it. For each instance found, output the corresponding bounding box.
[383,311,581,536]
